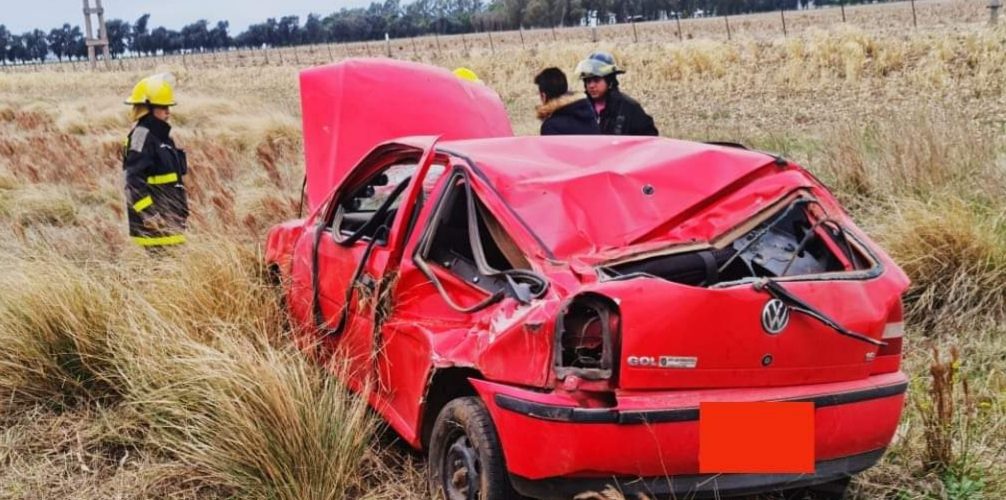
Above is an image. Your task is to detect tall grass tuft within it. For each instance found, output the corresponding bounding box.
[119,329,376,500]
[0,257,124,410]
[871,199,1006,330]
[0,240,379,498]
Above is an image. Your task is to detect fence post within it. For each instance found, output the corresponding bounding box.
[675,13,683,41]
[386,33,392,57]
[992,0,1003,25]
[591,24,598,43]
[911,0,918,28]
[841,1,847,22]
[780,8,788,37]
[434,31,441,56]
[461,32,468,52]
[293,45,300,65]
[551,25,557,41]
[487,30,495,54]
[724,15,731,41]
[631,18,639,43]
[411,37,418,57]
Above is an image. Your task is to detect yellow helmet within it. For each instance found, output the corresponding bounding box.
[452,67,481,84]
[124,73,177,106]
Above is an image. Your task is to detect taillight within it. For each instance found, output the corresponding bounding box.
[872,298,905,373]
[555,294,620,381]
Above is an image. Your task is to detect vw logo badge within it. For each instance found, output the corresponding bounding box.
[761,299,790,334]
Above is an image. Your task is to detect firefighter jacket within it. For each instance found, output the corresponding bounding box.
[123,114,188,247]
[591,89,659,136]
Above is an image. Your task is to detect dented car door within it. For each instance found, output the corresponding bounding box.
[309,138,441,389]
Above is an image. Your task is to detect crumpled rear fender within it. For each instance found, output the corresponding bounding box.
[428,299,560,389]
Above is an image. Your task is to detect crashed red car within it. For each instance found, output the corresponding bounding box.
[266,59,909,499]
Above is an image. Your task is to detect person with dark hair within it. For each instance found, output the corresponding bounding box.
[534,67,599,136]
[574,51,658,136]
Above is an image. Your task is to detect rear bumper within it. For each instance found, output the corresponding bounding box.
[471,372,907,493]
[493,380,906,425]
[510,448,885,499]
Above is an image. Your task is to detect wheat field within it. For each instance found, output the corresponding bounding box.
[1,0,1004,498]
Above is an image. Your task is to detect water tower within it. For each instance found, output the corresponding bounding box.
[82,0,111,68]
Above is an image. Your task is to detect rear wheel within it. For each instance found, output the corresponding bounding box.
[428,397,516,500]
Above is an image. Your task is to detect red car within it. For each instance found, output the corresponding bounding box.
[266,59,909,499]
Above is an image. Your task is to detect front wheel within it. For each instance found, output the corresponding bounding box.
[428,397,516,500]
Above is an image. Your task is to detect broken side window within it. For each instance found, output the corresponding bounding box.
[426,177,529,292]
[416,172,546,312]
[331,162,445,244]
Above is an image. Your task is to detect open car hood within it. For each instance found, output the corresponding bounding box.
[300,58,514,210]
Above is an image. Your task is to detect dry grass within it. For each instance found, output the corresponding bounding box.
[2,1,1005,498]
[0,241,380,499]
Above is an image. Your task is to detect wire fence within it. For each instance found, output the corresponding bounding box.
[0,0,991,74]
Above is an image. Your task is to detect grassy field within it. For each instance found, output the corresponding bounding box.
[1,1,1005,498]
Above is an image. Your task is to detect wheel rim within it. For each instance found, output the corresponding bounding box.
[442,434,481,500]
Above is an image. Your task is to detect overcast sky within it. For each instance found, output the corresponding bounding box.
[1,0,371,34]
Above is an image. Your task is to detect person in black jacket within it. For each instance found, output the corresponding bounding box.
[574,51,659,136]
[122,73,189,250]
[534,67,599,135]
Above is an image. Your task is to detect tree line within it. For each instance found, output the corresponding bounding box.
[0,0,879,64]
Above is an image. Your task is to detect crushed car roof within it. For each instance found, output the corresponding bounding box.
[439,136,781,259]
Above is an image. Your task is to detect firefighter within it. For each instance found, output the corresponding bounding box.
[122,73,188,250]
[574,51,658,136]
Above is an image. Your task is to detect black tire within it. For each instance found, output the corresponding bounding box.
[428,397,517,500]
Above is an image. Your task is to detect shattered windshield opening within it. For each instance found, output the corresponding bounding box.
[601,198,874,287]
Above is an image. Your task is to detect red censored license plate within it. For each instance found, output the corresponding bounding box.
[699,401,815,473]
